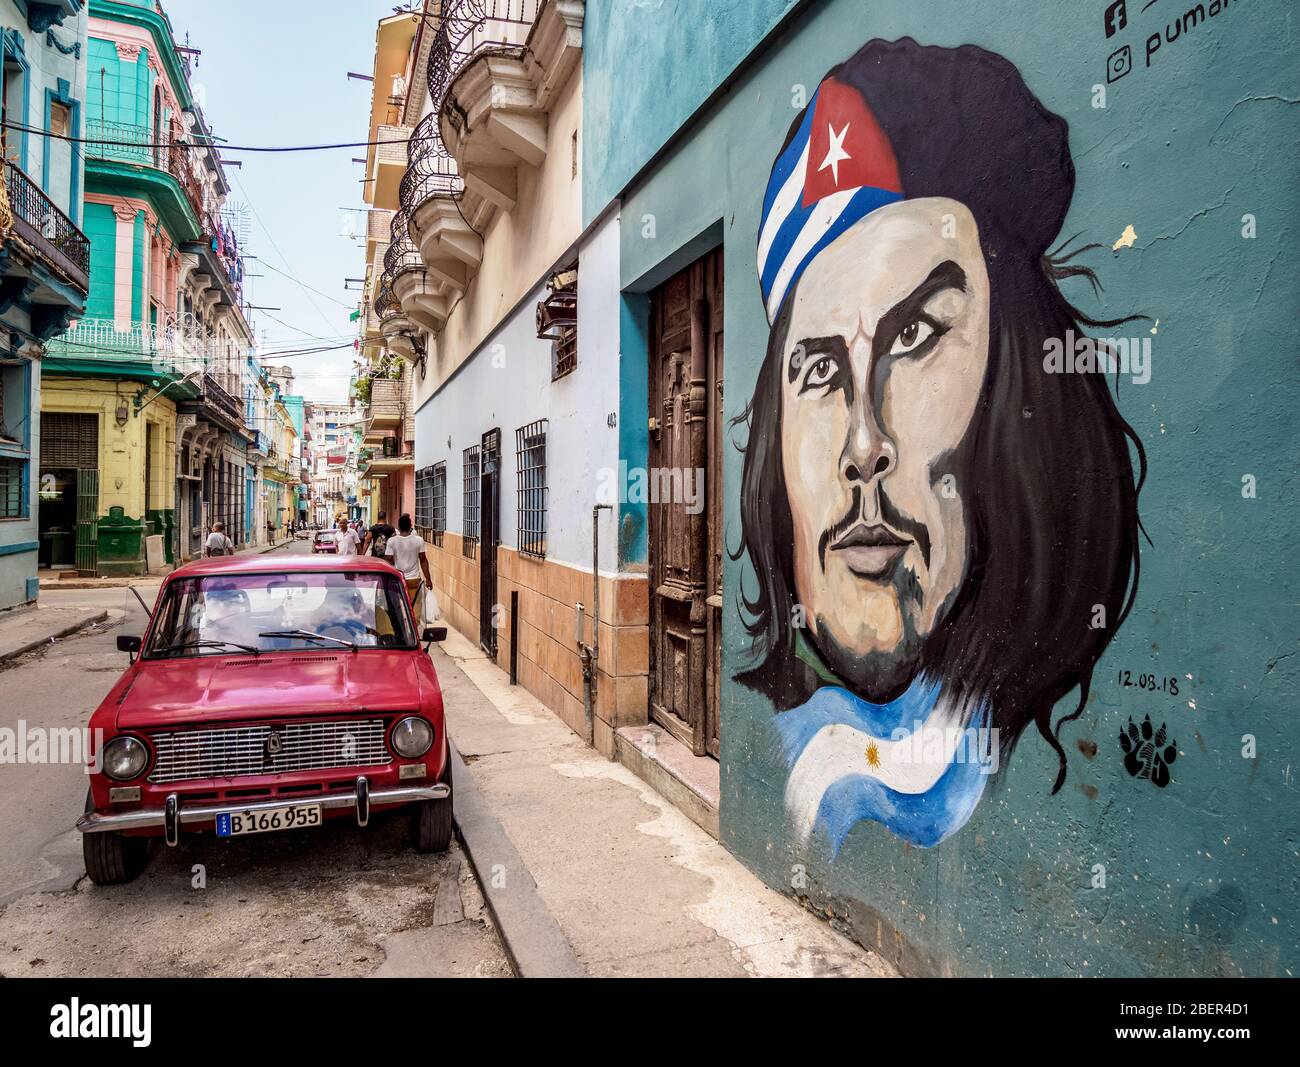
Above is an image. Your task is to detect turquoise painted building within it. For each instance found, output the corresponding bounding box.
[585,0,1298,975]
[0,0,89,611]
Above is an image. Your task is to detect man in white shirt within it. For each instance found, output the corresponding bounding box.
[204,521,234,557]
[385,512,436,628]
[337,519,361,556]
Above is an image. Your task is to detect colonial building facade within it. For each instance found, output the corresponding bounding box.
[40,0,263,575]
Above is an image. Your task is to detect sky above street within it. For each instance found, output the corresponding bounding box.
[162,1,400,403]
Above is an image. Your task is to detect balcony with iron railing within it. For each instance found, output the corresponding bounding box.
[426,0,541,113]
[83,119,206,233]
[45,318,251,390]
[3,159,90,298]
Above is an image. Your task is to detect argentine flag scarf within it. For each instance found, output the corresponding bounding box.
[774,634,993,852]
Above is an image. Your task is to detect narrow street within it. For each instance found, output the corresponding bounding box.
[0,540,510,978]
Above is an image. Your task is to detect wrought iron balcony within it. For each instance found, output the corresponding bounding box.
[46,317,251,383]
[427,1,540,112]
[383,209,423,278]
[200,371,244,425]
[375,277,398,321]
[83,120,206,225]
[398,112,463,212]
[422,1,540,170]
[3,159,90,293]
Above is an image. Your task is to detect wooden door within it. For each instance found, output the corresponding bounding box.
[648,249,724,758]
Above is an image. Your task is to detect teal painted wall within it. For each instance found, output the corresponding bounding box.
[85,38,149,128]
[131,210,144,322]
[581,0,800,224]
[83,201,116,320]
[605,0,1300,976]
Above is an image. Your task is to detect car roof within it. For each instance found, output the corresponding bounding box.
[167,554,399,580]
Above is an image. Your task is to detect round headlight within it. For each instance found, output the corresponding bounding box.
[391,716,433,758]
[103,735,149,781]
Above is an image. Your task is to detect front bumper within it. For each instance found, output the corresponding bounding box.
[77,776,449,845]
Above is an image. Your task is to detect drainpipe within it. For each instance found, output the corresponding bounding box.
[578,504,612,750]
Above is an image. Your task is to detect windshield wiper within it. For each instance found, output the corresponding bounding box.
[258,629,357,650]
[151,639,261,656]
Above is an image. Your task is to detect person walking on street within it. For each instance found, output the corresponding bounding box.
[385,513,436,629]
[337,517,361,556]
[362,510,395,557]
[205,521,235,557]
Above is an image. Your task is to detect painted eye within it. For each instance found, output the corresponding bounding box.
[805,355,837,388]
[889,319,935,356]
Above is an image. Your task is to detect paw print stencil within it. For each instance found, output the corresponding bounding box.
[1120,714,1177,788]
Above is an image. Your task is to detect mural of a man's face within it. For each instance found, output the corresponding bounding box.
[779,197,990,700]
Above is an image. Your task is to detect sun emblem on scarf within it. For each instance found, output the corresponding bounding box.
[865,741,881,769]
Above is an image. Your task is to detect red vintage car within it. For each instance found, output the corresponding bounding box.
[77,555,453,885]
[312,530,338,554]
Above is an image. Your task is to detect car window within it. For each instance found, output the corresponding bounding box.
[145,571,418,657]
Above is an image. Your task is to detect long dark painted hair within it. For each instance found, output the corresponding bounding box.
[733,39,1147,792]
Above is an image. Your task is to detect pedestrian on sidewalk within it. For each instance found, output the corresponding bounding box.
[362,510,395,557]
[385,513,437,630]
[205,521,235,557]
[266,518,275,545]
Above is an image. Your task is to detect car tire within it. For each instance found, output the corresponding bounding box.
[411,757,453,854]
[82,789,150,885]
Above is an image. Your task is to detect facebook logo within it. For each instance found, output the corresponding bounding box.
[1104,0,1128,38]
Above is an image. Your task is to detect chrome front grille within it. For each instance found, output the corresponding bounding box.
[147,719,391,784]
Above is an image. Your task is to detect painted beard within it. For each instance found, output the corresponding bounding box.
[810,486,934,702]
[814,561,927,702]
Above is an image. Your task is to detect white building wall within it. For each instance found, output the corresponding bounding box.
[414,211,622,575]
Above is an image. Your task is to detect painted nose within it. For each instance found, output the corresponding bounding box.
[839,402,896,486]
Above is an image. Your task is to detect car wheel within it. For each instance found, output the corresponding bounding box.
[411,758,453,854]
[82,789,150,885]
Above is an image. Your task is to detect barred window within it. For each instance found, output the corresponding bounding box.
[552,326,577,381]
[430,462,446,546]
[462,444,480,559]
[0,457,24,518]
[415,464,435,536]
[515,419,547,559]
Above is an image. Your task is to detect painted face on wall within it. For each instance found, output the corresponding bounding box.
[779,198,990,700]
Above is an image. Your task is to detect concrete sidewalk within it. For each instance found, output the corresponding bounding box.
[432,626,896,978]
[37,535,300,589]
[0,604,113,665]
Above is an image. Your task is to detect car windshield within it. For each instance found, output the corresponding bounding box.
[144,570,418,658]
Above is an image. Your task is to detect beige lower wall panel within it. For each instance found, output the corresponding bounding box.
[428,538,650,743]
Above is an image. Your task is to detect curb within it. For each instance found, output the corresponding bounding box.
[449,739,586,978]
[0,610,110,665]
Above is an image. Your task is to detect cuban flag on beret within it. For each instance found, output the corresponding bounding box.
[757,78,904,322]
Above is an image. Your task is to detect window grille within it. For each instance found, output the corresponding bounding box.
[551,327,577,380]
[417,462,447,547]
[514,419,547,559]
[415,464,434,533]
[0,457,24,518]
[462,444,480,559]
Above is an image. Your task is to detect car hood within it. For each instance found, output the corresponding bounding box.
[115,652,424,730]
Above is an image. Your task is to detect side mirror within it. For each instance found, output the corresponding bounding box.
[422,626,447,645]
[117,635,142,653]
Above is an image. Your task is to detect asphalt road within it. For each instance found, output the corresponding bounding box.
[0,538,509,977]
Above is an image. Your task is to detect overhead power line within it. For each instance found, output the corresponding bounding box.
[1,120,409,153]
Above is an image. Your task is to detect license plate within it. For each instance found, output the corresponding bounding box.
[215,803,321,838]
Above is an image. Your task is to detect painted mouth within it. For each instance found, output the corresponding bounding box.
[829,524,909,579]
